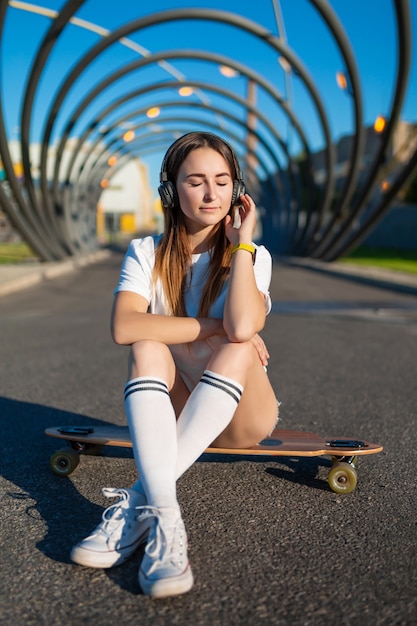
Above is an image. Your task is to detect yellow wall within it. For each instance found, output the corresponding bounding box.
[120,213,136,232]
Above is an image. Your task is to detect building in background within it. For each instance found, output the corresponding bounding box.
[1,141,158,244]
[98,158,157,241]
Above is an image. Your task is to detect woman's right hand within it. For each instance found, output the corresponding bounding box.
[224,193,257,246]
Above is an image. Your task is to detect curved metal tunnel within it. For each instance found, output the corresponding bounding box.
[0,1,416,261]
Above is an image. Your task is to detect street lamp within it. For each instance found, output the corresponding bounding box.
[179,86,193,96]
[123,130,135,142]
[336,71,352,96]
[146,107,160,119]
[374,116,386,133]
[219,65,239,78]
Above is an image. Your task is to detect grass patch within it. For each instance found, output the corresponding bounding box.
[0,242,38,264]
[341,247,417,275]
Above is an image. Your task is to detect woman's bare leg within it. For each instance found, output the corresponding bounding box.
[207,340,279,449]
[127,338,278,489]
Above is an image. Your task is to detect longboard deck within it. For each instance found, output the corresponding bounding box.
[45,425,383,457]
[45,425,383,494]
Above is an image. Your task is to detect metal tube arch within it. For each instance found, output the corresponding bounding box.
[87,136,271,237]
[50,49,316,241]
[312,0,412,259]
[0,1,60,259]
[67,102,284,240]
[37,8,335,255]
[1,3,413,260]
[294,0,365,253]
[71,100,285,205]
[54,74,294,201]
[89,119,275,208]
[87,128,272,206]
[48,48,311,216]
[326,145,417,261]
[67,102,282,245]
[57,76,293,210]
[19,0,85,256]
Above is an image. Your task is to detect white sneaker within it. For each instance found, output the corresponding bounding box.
[138,506,194,598]
[71,488,151,568]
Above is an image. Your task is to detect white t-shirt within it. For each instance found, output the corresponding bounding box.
[114,235,272,317]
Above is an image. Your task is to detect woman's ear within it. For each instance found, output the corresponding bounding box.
[224,213,232,228]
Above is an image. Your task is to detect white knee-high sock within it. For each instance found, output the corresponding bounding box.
[175,370,243,478]
[124,376,178,508]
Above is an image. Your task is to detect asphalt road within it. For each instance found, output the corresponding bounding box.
[0,251,416,626]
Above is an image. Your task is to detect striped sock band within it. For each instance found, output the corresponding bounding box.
[200,370,243,404]
[124,377,170,401]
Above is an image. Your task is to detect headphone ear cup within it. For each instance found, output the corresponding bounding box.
[158,181,178,209]
[231,179,246,205]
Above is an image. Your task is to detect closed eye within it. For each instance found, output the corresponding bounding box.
[186,173,231,186]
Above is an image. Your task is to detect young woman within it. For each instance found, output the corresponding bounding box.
[71,132,279,599]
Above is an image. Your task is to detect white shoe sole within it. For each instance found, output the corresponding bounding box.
[139,563,194,598]
[71,534,148,569]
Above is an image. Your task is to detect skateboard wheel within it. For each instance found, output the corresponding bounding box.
[50,448,80,477]
[328,462,357,494]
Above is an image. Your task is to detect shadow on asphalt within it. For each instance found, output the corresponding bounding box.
[198,452,331,492]
[265,464,330,491]
[1,394,332,595]
[0,397,128,563]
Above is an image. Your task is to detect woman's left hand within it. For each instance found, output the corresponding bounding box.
[250,333,270,368]
[225,194,257,246]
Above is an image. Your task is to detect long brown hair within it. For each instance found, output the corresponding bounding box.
[154,132,240,317]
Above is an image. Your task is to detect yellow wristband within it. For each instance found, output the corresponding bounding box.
[231,243,256,264]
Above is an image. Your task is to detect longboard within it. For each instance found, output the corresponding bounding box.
[45,425,383,494]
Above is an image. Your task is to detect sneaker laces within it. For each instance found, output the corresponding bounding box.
[138,506,186,573]
[99,488,134,538]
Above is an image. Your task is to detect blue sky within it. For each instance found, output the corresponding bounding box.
[2,0,416,190]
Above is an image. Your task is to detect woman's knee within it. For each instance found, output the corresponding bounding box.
[129,340,176,383]
[209,339,260,382]
[214,381,279,449]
